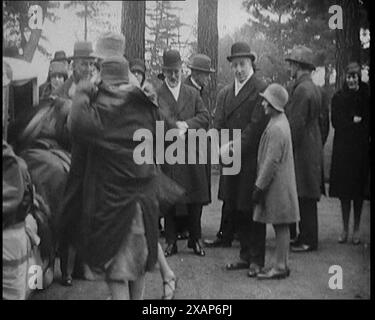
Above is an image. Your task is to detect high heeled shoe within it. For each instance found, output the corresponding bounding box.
[352,230,361,245]
[338,231,348,244]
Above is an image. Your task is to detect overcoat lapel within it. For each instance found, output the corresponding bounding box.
[226,76,259,118]
[176,85,188,117]
[159,82,178,117]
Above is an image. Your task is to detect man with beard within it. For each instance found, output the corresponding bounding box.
[157,50,210,257]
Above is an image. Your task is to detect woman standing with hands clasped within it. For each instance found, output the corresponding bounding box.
[329,62,370,245]
[252,83,300,280]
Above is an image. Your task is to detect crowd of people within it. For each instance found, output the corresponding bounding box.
[2,31,370,300]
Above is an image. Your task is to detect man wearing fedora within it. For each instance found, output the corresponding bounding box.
[53,41,95,100]
[157,49,210,257]
[68,55,164,299]
[213,42,268,277]
[285,45,323,253]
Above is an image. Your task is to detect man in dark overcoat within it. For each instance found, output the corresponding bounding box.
[157,50,210,257]
[175,54,215,240]
[212,42,269,276]
[285,46,323,252]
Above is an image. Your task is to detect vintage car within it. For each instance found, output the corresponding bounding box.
[3,57,39,142]
[3,57,53,300]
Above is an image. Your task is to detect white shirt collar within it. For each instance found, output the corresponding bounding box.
[190,76,202,91]
[234,68,254,96]
[165,80,182,102]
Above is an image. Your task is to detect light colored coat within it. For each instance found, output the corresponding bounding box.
[253,113,300,224]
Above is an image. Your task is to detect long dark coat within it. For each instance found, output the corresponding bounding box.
[184,76,212,203]
[214,75,268,212]
[69,82,161,269]
[157,82,210,205]
[285,74,323,200]
[329,82,370,199]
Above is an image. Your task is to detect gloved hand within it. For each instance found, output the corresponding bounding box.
[76,80,98,100]
[252,186,264,204]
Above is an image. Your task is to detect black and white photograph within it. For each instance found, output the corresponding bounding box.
[2,0,371,302]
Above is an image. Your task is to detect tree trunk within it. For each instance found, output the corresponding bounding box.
[198,0,218,126]
[23,29,42,62]
[84,2,88,41]
[335,0,361,89]
[121,1,146,60]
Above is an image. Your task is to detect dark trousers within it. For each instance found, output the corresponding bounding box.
[218,200,236,243]
[165,203,203,244]
[298,197,318,248]
[225,200,266,267]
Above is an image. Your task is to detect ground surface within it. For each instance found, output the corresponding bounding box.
[31,173,371,300]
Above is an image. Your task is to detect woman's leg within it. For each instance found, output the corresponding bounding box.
[60,244,76,285]
[158,243,175,280]
[353,198,363,243]
[107,279,130,300]
[129,275,146,300]
[273,224,290,270]
[158,242,177,299]
[339,199,351,242]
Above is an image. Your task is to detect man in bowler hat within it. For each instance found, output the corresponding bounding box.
[214,42,268,277]
[157,49,210,257]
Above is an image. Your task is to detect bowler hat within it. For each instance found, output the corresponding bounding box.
[69,41,95,60]
[285,45,315,70]
[49,61,68,78]
[129,58,146,75]
[188,54,215,73]
[259,83,289,113]
[100,56,129,85]
[162,50,182,69]
[227,42,256,62]
[346,62,361,74]
[52,50,69,62]
[91,32,125,59]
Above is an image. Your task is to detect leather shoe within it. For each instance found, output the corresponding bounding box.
[61,275,73,286]
[188,239,205,256]
[204,238,232,248]
[257,267,289,280]
[164,243,177,257]
[177,231,189,240]
[291,243,315,253]
[247,264,262,278]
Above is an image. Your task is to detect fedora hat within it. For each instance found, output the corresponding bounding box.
[52,50,69,62]
[227,42,256,62]
[69,41,95,60]
[100,56,129,85]
[188,54,215,73]
[259,83,289,113]
[92,32,125,59]
[49,61,68,78]
[129,58,146,75]
[162,50,182,69]
[285,45,315,70]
